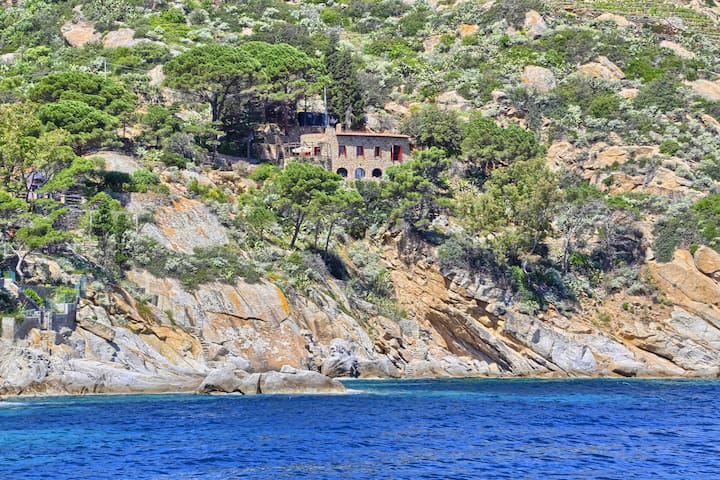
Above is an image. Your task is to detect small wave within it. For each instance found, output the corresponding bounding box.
[0,401,24,408]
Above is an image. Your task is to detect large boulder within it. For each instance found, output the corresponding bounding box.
[579,56,624,80]
[103,29,137,49]
[458,24,479,37]
[0,52,18,65]
[259,367,346,394]
[619,88,639,100]
[521,66,556,93]
[198,367,260,394]
[148,65,165,87]
[61,20,100,47]
[694,246,720,280]
[687,79,720,101]
[651,250,720,306]
[649,250,720,331]
[0,346,51,390]
[89,151,142,175]
[435,90,473,112]
[524,10,549,39]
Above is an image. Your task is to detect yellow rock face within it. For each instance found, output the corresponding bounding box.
[694,246,720,279]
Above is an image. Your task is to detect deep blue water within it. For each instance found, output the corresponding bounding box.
[1,378,719,479]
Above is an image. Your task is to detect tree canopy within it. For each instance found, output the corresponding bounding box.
[164,44,263,123]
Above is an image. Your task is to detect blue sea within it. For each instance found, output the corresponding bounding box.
[1,378,719,479]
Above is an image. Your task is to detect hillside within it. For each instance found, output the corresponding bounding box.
[1,0,720,394]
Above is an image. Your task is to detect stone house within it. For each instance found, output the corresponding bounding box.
[297,125,412,179]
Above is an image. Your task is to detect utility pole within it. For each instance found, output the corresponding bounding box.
[103,58,107,80]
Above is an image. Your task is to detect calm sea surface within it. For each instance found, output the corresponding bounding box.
[1,378,719,479]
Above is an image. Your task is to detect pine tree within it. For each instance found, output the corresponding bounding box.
[324,36,365,129]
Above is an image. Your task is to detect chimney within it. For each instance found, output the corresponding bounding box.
[335,123,343,134]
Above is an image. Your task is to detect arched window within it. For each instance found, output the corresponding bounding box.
[354,168,366,179]
[336,168,348,178]
[371,168,382,178]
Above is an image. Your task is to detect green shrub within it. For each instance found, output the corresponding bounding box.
[634,76,685,112]
[659,139,681,156]
[24,289,43,307]
[652,205,702,262]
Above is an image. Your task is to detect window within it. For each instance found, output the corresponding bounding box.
[338,145,346,156]
[374,146,381,157]
[354,168,366,179]
[356,145,364,157]
[313,146,322,157]
[392,145,403,162]
[336,168,348,178]
[371,168,382,178]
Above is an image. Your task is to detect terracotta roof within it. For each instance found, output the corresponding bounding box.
[335,130,411,138]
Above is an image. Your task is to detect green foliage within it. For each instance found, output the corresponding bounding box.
[130,169,163,193]
[659,139,681,156]
[270,162,342,248]
[187,179,229,204]
[458,158,560,263]
[461,114,542,181]
[652,204,702,262]
[248,163,280,183]
[384,147,452,231]
[401,105,463,155]
[326,37,366,129]
[29,72,135,115]
[164,45,263,123]
[127,236,260,289]
[692,193,720,247]
[347,245,394,299]
[37,101,118,153]
[23,288,43,307]
[481,0,547,28]
[634,76,685,112]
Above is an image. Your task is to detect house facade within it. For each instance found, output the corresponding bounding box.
[298,125,412,179]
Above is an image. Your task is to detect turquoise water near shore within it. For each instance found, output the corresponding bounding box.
[1,378,719,479]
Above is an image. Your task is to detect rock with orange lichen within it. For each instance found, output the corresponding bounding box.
[128,194,229,254]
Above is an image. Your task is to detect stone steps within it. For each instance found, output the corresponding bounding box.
[187,326,211,360]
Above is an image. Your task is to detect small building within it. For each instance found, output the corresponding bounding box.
[298,125,412,180]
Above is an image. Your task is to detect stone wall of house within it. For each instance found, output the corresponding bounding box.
[300,129,411,180]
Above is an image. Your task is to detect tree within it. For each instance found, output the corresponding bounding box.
[401,104,464,155]
[239,41,324,133]
[554,183,607,274]
[0,103,78,198]
[459,158,560,263]
[9,208,71,280]
[164,44,262,125]
[461,113,542,181]
[29,71,136,115]
[383,147,452,230]
[38,101,118,155]
[309,188,363,255]
[270,162,342,249]
[325,36,365,129]
[84,192,131,274]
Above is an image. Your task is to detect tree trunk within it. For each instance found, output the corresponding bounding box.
[323,220,337,258]
[15,249,29,280]
[289,213,304,249]
[313,219,321,251]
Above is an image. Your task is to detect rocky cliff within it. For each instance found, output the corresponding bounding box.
[4,223,720,397]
